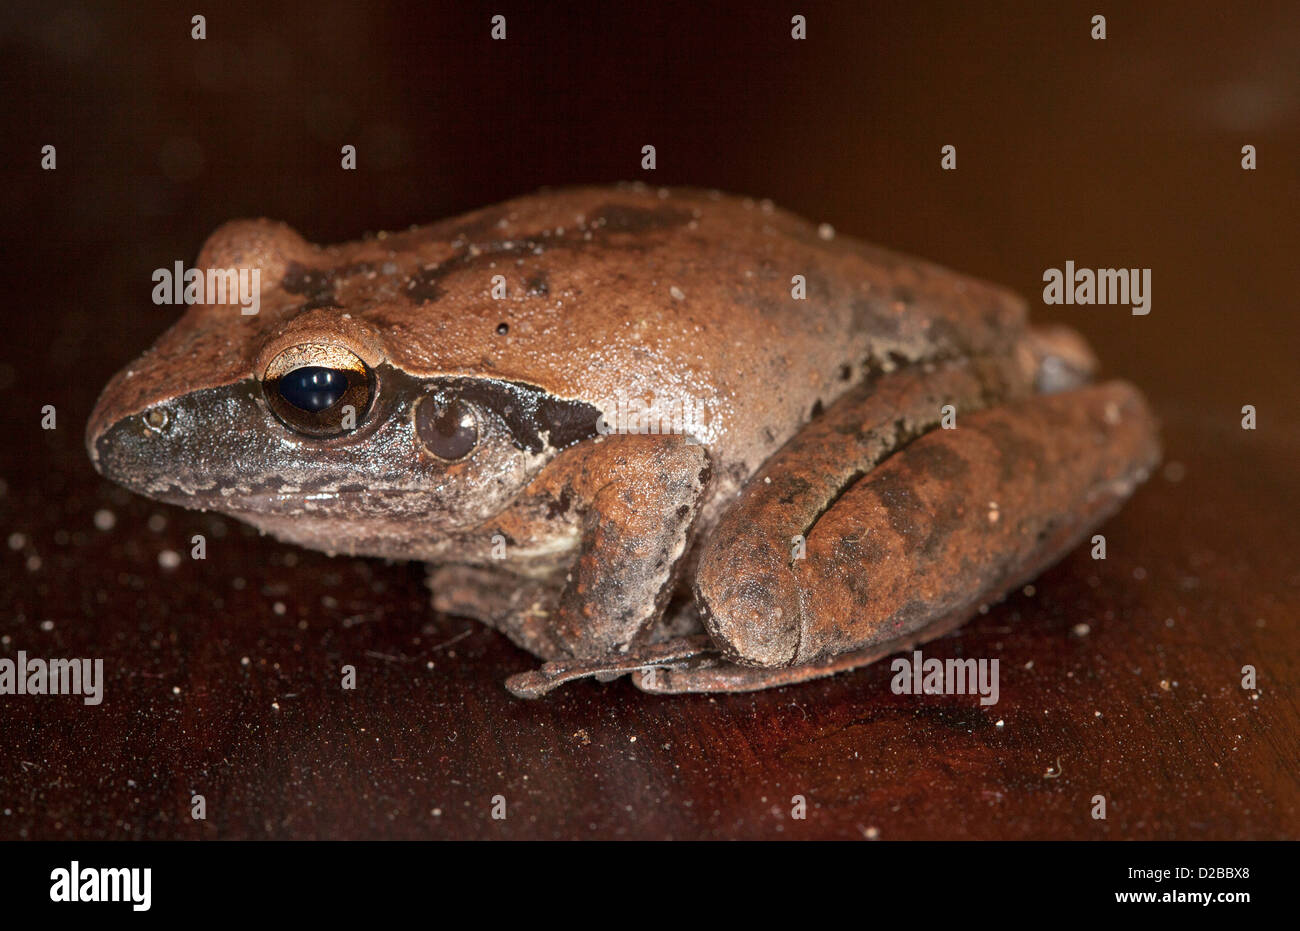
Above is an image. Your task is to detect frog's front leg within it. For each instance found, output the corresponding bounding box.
[451,433,710,694]
[647,366,1159,694]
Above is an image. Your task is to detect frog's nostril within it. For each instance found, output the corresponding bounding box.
[143,407,170,432]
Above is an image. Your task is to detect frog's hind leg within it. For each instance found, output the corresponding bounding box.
[686,372,1160,693]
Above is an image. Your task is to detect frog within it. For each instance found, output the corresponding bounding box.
[86,184,1160,698]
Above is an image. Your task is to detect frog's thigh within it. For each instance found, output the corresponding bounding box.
[691,381,1160,683]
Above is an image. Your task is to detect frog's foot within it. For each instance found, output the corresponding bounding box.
[629,609,972,693]
[504,635,717,699]
[694,374,1161,674]
[428,564,566,659]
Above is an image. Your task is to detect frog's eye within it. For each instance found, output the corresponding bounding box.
[263,344,373,437]
[414,394,480,461]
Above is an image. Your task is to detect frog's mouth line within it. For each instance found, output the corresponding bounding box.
[198,486,450,514]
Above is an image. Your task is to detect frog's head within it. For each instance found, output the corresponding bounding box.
[86,219,600,559]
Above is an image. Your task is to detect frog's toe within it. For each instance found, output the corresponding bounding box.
[1022,323,1098,393]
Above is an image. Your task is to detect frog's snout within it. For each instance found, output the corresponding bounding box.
[86,391,185,502]
[86,399,168,477]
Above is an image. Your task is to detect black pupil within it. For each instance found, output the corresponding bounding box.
[279,367,349,412]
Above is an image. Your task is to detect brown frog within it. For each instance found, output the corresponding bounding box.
[86,185,1160,697]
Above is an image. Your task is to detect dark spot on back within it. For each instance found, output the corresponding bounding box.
[407,266,446,304]
[281,261,338,310]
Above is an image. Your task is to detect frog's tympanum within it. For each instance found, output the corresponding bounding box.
[87,185,1160,697]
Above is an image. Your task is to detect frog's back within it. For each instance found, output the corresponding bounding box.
[372,183,1027,385]
[354,184,1028,479]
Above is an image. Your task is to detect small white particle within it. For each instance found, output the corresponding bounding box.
[1072,622,1091,637]
[93,509,116,531]
[8,532,26,550]
[669,286,685,301]
[39,620,54,632]
[158,550,181,570]
[273,601,287,616]
[818,223,835,240]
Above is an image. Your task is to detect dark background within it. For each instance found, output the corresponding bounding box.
[1,1,1296,839]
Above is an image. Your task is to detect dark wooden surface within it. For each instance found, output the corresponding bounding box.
[1,0,1296,839]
